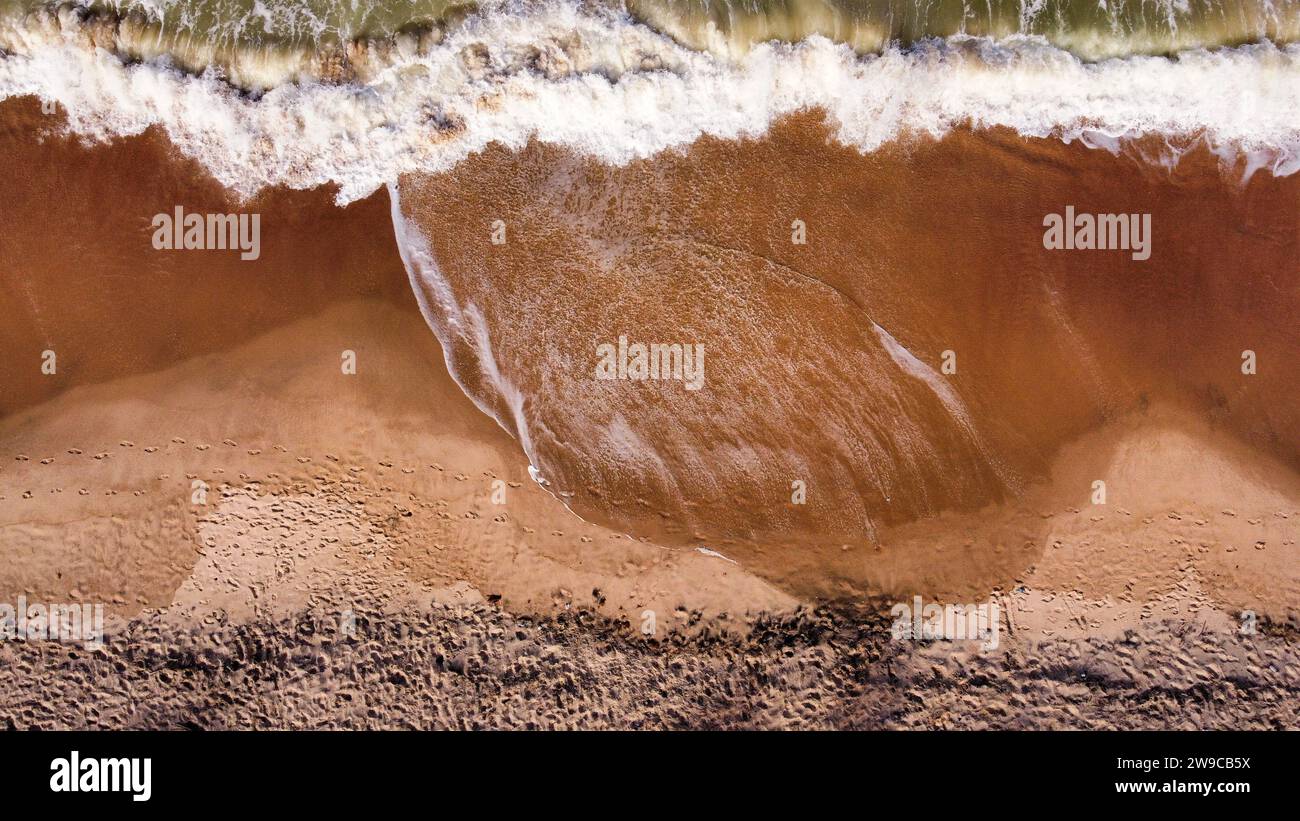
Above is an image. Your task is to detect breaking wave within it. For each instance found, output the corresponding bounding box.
[1,1,1299,202]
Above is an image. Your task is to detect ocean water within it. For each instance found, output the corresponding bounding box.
[4,0,1299,57]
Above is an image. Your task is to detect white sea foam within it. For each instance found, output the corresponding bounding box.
[2,3,1299,202]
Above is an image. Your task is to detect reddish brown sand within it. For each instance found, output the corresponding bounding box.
[0,98,1296,728]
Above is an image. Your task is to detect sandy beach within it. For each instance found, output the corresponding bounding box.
[1,91,1297,728]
